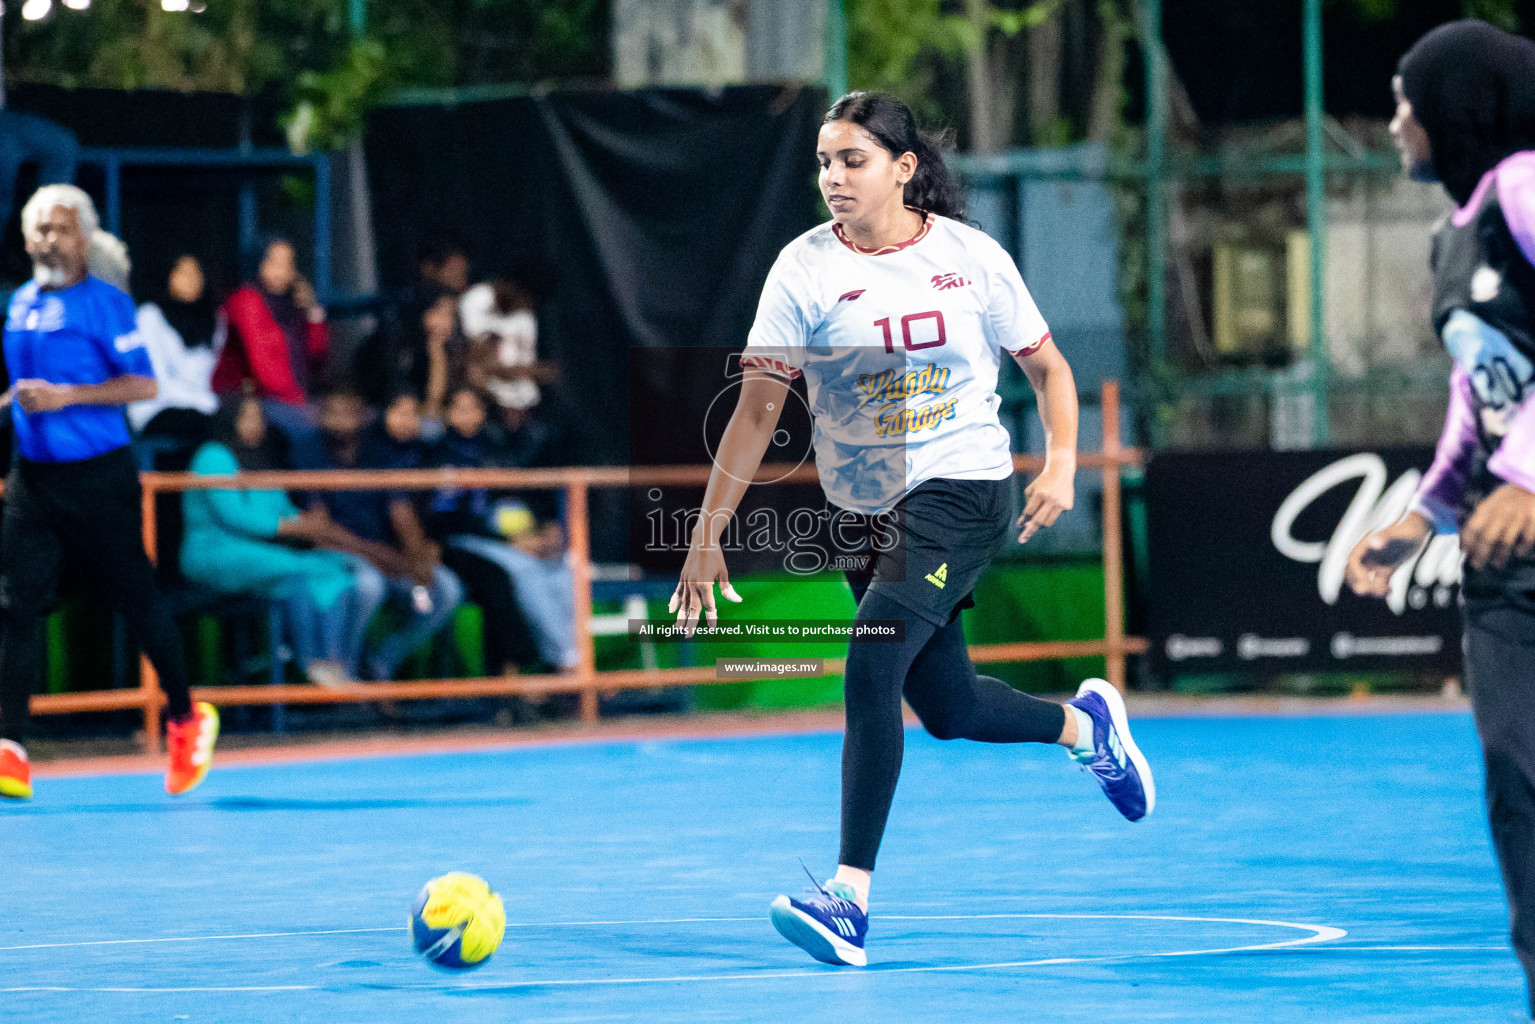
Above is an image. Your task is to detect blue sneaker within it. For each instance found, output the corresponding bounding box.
[1067,678,1155,821]
[769,869,868,966]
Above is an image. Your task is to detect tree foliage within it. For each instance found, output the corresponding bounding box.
[846,0,969,124]
[5,0,1527,151]
[4,0,607,145]
[849,0,1529,153]
[7,0,351,94]
[847,0,1118,151]
[1338,0,1520,29]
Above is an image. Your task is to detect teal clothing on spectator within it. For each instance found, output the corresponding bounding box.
[180,442,353,610]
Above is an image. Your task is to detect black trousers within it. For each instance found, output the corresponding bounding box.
[1465,600,1535,1013]
[439,544,540,673]
[0,448,193,743]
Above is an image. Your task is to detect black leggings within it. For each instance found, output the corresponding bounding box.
[1464,600,1535,1014]
[839,584,1066,871]
[0,450,193,742]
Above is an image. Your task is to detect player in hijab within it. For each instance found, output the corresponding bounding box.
[1347,20,1535,1015]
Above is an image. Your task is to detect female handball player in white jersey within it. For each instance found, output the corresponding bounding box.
[670,92,1154,967]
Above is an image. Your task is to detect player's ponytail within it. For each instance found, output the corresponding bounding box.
[824,91,966,221]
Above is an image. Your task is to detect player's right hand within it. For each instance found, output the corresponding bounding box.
[1345,513,1432,597]
[1017,461,1075,544]
[670,543,742,638]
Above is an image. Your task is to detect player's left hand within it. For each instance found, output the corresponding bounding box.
[14,379,73,414]
[1463,483,1535,569]
[1018,462,1074,543]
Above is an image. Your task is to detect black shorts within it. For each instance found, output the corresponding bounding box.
[838,477,1012,628]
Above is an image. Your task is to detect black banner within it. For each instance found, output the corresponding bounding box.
[1146,449,1462,674]
[366,85,825,467]
[365,84,826,562]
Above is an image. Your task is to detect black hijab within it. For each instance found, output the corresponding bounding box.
[1398,19,1535,207]
[158,257,218,350]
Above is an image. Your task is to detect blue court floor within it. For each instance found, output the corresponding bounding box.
[0,712,1524,1022]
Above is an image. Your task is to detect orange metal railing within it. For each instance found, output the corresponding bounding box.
[30,381,1145,752]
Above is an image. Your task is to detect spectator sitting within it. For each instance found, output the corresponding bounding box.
[181,396,371,687]
[129,255,223,442]
[459,266,558,431]
[417,235,470,298]
[354,289,460,426]
[355,234,470,414]
[290,384,463,680]
[212,236,327,444]
[426,384,577,673]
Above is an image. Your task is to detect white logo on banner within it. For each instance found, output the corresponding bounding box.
[1237,634,1311,660]
[1331,633,1445,659]
[1270,453,1461,616]
[1165,634,1223,661]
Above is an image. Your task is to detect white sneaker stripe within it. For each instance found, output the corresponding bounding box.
[192,713,216,766]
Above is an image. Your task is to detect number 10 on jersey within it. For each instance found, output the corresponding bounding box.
[876,311,947,354]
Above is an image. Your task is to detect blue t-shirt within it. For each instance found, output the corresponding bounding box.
[4,276,152,463]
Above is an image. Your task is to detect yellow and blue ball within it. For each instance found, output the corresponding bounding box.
[409,872,506,970]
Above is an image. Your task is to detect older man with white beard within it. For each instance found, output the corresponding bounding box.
[0,184,219,802]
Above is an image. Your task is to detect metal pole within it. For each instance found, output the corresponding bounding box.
[1101,382,1127,691]
[1304,0,1329,445]
[825,0,848,100]
[313,154,332,301]
[104,155,122,235]
[349,0,366,39]
[567,481,598,723]
[140,483,163,753]
[1143,0,1168,371]
[238,102,258,267]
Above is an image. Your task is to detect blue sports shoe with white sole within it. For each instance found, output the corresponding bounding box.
[1066,678,1155,821]
[770,870,868,967]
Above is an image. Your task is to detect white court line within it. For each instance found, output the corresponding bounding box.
[0,928,397,952]
[4,986,320,994]
[0,914,1329,952]
[0,913,1347,993]
[0,920,760,952]
[1298,945,1507,952]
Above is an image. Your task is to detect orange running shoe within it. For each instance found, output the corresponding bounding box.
[165,702,219,796]
[0,739,32,800]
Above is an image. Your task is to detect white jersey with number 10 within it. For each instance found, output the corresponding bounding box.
[741,212,1052,514]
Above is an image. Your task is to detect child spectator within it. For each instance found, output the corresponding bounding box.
[426,384,577,673]
[290,385,463,680]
